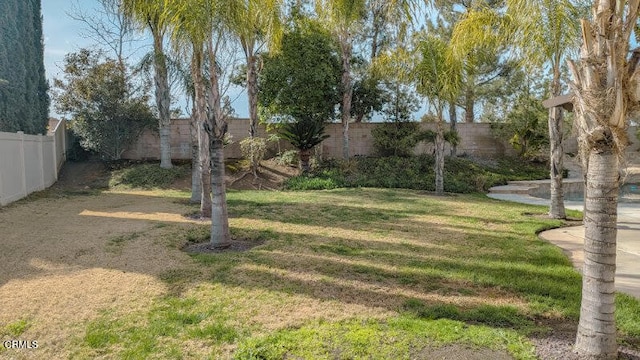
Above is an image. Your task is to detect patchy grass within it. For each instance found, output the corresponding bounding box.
[3,187,638,359]
[109,163,189,189]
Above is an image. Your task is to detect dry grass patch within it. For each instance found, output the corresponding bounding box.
[0,187,637,359]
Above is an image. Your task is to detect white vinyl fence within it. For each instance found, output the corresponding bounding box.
[0,119,66,206]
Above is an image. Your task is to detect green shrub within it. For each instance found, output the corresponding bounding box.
[240,137,268,176]
[109,163,188,189]
[371,122,421,157]
[273,149,298,167]
[284,156,549,193]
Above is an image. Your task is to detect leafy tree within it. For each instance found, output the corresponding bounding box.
[0,0,49,134]
[491,94,549,158]
[52,49,156,160]
[314,0,419,158]
[258,18,342,124]
[259,17,341,171]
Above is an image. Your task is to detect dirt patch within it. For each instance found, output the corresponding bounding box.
[529,320,640,360]
[182,238,264,254]
[225,159,298,191]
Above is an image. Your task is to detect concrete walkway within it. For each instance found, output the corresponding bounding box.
[488,193,640,299]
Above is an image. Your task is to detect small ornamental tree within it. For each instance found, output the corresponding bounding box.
[53,49,156,160]
[258,16,341,171]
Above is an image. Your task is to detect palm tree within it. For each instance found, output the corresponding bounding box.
[225,0,283,138]
[280,118,330,173]
[568,1,640,358]
[165,0,233,247]
[121,0,173,169]
[414,34,462,195]
[452,0,581,219]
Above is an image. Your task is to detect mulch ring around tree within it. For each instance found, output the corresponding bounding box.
[182,238,265,254]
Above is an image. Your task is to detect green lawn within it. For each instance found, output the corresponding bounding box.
[69,188,639,359]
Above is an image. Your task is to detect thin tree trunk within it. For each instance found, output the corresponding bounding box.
[435,115,445,195]
[198,120,212,218]
[299,149,311,174]
[153,31,172,169]
[246,52,258,138]
[209,137,231,248]
[340,38,352,159]
[464,84,474,123]
[189,109,201,204]
[191,50,211,218]
[548,105,566,219]
[574,149,619,359]
[449,101,457,156]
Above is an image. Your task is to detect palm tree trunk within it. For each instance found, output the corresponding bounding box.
[464,84,474,123]
[191,50,212,217]
[574,148,619,359]
[299,149,311,174]
[247,53,259,138]
[449,102,457,156]
[548,105,566,219]
[209,137,231,248]
[435,116,445,195]
[340,38,352,159]
[189,109,201,204]
[153,31,172,169]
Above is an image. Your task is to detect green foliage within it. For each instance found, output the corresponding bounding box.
[273,149,298,167]
[109,163,188,189]
[258,17,341,124]
[0,0,49,134]
[285,156,549,192]
[371,121,421,157]
[491,95,549,159]
[53,49,156,160]
[351,75,387,122]
[279,118,330,151]
[239,137,268,175]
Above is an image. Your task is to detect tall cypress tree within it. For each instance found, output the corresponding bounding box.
[0,0,49,134]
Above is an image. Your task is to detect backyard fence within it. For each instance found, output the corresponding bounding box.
[0,119,67,206]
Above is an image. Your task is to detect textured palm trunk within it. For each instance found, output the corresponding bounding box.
[206,37,231,247]
[574,149,619,359]
[299,149,311,174]
[191,51,211,218]
[340,38,352,159]
[548,105,566,219]
[435,117,445,195]
[189,110,201,204]
[567,3,640,357]
[153,31,172,169]
[464,85,474,123]
[246,54,259,138]
[449,102,457,156]
[209,137,231,248]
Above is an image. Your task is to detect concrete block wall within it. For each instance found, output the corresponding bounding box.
[124,120,640,162]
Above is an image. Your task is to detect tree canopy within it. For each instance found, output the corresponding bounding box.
[0,0,49,134]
